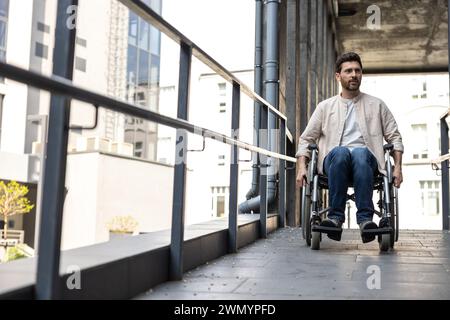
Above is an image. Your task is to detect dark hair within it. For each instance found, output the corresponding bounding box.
[335,52,363,73]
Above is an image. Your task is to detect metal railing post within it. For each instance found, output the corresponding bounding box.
[170,42,192,280]
[35,0,78,300]
[228,81,240,253]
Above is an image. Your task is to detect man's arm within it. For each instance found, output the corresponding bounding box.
[296,156,309,188]
[392,150,403,188]
[295,103,323,188]
[380,102,404,188]
[295,104,323,160]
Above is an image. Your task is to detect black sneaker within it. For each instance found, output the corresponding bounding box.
[359,220,378,243]
[320,218,343,241]
[321,218,343,229]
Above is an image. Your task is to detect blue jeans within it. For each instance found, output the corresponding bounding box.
[323,146,378,225]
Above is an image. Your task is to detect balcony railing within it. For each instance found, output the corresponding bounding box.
[0,0,296,299]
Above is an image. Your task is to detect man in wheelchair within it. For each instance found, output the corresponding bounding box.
[295,52,404,246]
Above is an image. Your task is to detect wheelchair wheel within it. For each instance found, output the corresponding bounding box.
[379,234,390,252]
[301,186,312,246]
[305,211,312,247]
[301,188,309,240]
[389,187,396,248]
[394,187,399,242]
[311,231,320,250]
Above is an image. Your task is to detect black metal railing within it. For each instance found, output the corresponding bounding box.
[0,0,296,299]
[432,108,450,231]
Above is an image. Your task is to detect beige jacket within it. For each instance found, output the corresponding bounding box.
[295,92,404,176]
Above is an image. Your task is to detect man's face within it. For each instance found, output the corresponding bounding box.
[335,61,362,91]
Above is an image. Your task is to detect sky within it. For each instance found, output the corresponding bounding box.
[161,0,256,72]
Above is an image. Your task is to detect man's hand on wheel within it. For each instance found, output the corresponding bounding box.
[296,168,308,188]
[393,167,403,188]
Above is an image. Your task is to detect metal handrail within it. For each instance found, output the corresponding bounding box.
[0,0,296,298]
[117,0,293,143]
[0,62,296,163]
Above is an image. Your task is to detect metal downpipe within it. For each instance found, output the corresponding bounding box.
[244,0,263,200]
[239,0,279,213]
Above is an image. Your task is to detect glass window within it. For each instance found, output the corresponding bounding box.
[149,25,160,55]
[0,20,6,48]
[35,42,48,59]
[420,180,441,216]
[75,57,86,72]
[127,45,137,87]
[411,124,428,159]
[0,0,9,18]
[76,37,87,47]
[138,49,149,86]
[0,0,8,83]
[125,0,161,161]
[128,12,138,46]
[37,22,50,33]
[138,19,149,51]
[149,54,159,85]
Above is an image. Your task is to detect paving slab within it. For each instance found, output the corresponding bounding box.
[136,227,450,300]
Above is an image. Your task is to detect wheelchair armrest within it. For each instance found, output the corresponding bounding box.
[308,144,318,151]
[383,143,394,152]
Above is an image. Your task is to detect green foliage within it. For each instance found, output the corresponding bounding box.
[0,181,34,220]
[5,246,27,262]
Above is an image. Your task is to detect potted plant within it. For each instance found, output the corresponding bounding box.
[107,215,139,240]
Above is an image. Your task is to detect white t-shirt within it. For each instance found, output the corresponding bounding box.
[339,99,366,150]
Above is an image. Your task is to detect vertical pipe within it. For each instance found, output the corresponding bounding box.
[285,0,298,227]
[36,0,78,300]
[262,0,280,236]
[228,82,240,253]
[317,0,323,103]
[244,0,263,201]
[441,116,449,230]
[323,3,330,100]
[259,105,268,238]
[170,42,191,280]
[278,119,286,227]
[309,0,318,116]
[298,0,310,228]
[328,44,332,98]
[444,0,450,230]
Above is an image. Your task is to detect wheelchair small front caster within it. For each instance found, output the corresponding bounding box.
[379,234,390,252]
[311,231,321,250]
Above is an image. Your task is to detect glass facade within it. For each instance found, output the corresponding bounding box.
[125,0,162,160]
[0,0,9,83]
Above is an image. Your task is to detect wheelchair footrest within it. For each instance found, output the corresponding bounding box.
[311,225,343,241]
[361,227,392,236]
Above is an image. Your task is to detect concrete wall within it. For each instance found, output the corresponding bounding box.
[62,152,174,250]
[1,0,33,154]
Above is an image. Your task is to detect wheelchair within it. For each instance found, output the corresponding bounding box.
[301,144,399,252]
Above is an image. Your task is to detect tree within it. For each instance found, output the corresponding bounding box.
[0,181,34,240]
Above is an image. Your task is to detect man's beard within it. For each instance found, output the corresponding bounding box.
[342,79,360,91]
